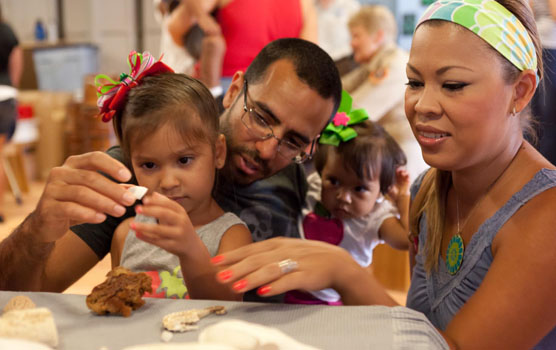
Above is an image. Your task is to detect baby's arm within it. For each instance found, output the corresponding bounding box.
[378,168,410,250]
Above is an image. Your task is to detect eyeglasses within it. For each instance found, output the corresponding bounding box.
[241,80,316,164]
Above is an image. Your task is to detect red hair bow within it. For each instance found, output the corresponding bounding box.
[95,51,174,122]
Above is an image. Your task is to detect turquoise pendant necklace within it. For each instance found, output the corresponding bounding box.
[446,233,464,275]
[447,197,465,275]
[446,143,523,275]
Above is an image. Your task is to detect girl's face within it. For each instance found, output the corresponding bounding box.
[130,121,226,217]
[320,149,381,220]
[405,22,517,171]
[349,24,382,64]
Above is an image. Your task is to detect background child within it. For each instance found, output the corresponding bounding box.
[290,99,410,304]
[96,51,252,300]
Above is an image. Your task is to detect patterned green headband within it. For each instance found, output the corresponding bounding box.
[418,0,539,85]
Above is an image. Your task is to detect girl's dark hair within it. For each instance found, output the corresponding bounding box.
[112,73,219,162]
[313,121,406,194]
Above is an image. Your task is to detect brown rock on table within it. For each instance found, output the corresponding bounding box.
[86,266,152,317]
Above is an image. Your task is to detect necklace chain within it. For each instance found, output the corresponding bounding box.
[454,144,523,236]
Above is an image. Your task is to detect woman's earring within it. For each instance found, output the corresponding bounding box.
[511,106,517,117]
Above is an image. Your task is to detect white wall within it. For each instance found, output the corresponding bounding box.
[1,0,57,42]
[395,0,429,50]
[63,0,92,43]
[0,0,162,75]
[143,0,163,57]
[90,0,138,74]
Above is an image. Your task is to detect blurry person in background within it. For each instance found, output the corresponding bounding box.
[315,0,360,76]
[343,5,427,181]
[0,5,22,222]
[530,0,556,164]
[154,0,196,75]
[183,0,317,92]
[162,0,226,98]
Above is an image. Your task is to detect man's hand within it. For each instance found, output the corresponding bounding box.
[31,151,135,243]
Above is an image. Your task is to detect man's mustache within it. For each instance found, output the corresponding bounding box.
[232,146,270,175]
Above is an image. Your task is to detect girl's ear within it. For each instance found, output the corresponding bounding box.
[214,133,227,169]
[512,69,537,114]
[222,71,245,109]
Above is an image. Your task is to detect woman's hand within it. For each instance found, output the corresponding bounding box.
[211,237,369,299]
[131,192,196,257]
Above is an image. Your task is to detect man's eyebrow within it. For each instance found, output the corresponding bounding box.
[254,100,311,144]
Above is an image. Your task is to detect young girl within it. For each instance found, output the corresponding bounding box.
[290,92,410,304]
[96,51,252,300]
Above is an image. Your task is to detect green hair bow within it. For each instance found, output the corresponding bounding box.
[319,90,369,146]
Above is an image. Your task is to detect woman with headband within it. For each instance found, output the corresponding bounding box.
[210,1,556,348]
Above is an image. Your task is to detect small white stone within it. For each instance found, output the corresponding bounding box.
[161,330,173,342]
[128,186,148,200]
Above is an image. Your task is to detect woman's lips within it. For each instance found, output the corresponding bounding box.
[415,125,451,147]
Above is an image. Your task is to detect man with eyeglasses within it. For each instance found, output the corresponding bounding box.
[0,38,341,296]
[213,39,341,245]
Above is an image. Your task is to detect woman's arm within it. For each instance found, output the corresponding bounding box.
[299,0,318,43]
[166,2,195,47]
[8,45,22,88]
[211,237,398,306]
[182,0,220,36]
[442,188,556,349]
[549,0,556,20]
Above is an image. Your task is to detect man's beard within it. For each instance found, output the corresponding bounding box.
[220,109,271,183]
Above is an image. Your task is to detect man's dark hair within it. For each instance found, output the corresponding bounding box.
[244,38,342,120]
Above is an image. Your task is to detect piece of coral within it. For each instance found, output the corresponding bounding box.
[86,266,152,317]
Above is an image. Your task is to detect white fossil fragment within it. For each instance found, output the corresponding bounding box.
[162,306,226,333]
[128,186,157,229]
[160,330,173,342]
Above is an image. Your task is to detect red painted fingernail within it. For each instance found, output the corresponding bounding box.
[135,205,142,214]
[217,270,233,281]
[232,279,247,291]
[211,255,224,264]
[130,222,137,230]
[257,285,272,295]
